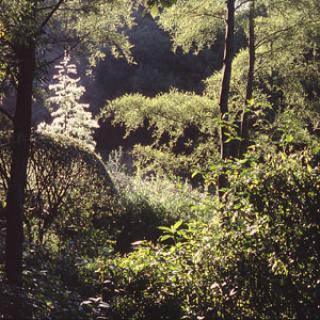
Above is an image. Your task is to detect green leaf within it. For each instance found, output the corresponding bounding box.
[149,4,159,17]
[160,234,173,242]
[173,220,183,231]
[284,134,294,143]
[192,170,200,178]
[158,226,173,233]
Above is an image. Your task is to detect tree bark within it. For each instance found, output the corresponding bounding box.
[5,42,35,286]
[239,0,255,157]
[218,0,235,197]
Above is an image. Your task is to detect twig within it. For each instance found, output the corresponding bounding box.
[0,107,13,121]
[38,0,65,33]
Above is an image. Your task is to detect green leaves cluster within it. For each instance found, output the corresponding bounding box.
[102,90,216,139]
[95,150,320,320]
[0,0,137,84]
[101,0,320,181]
[100,90,220,177]
[157,0,224,53]
[0,132,116,246]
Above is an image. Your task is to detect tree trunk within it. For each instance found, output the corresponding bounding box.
[5,42,35,286]
[239,0,255,157]
[218,0,235,197]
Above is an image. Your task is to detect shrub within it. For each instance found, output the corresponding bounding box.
[106,149,212,252]
[94,150,320,320]
[0,132,116,247]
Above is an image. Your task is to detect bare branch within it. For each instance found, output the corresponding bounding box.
[0,106,13,121]
[44,30,92,66]
[38,0,65,33]
[235,0,252,11]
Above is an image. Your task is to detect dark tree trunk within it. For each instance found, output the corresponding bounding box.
[5,42,35,286]
[239,0,255,157]
[218,0,235,197]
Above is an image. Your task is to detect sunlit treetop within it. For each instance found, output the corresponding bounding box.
[38,52,99,151]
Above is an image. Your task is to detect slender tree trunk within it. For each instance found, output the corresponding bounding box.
[218,0,235,197]
[5,42,35,286]
[239,0,255,157]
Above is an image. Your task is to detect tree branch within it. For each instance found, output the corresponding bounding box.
[0,106,13,121]
[235,0,252,11]
[44,31,92,66]
[38,0,65,33]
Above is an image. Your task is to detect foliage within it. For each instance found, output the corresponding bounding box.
[0,140,212,320]
[157,0,225,53]
[105,148,212,252]
[0,244,100,320]
[102,91,216,140]
[94,150,320,320]
[100,90,220,178]
[1,1,320,319]
[0,132,116,245]
[38,53,98,151]
[92,8,225,112]
[0,0,137,98]
[60,0,136,65]
[99,0,320,181]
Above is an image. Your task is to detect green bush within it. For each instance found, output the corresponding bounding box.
[106,149,212,252]
[0,254,88,320]
[0,132,116,247]
[94,150,320,320]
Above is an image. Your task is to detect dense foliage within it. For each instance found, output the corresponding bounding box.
[96,151,320,320]
[0,0,319,319]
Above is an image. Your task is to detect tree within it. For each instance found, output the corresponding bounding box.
[0,0,135,288]
[5,25,36,288]
[154,0,320,181]
[239,0,255,157]
[97,0,320,196]
[217,0,235,195]
[38,53,98,151]
[145,0,237,195]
